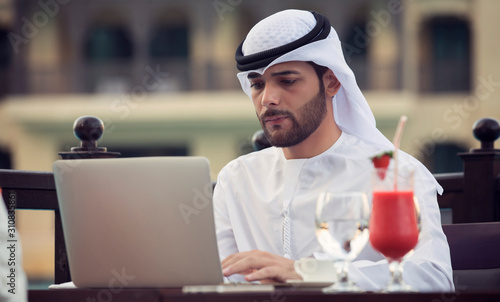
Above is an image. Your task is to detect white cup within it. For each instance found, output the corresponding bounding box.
[294,258,337,282]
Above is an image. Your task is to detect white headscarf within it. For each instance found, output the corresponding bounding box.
[236,9,442,194]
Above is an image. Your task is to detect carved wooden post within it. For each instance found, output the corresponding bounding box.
[59,115,120,159]
[54,116,120,283]
[456,118,500,223]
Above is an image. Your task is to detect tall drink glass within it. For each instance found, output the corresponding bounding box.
[369,167,420,292]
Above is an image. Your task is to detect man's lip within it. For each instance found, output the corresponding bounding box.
[264,115,288,123]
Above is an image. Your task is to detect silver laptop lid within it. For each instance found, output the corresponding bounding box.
[53,156,223,288]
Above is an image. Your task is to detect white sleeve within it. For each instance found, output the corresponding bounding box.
[213,170,250,283]
[349,179,455,292]
[213,170,239,261]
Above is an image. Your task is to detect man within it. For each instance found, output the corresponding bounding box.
[213,9,454,291]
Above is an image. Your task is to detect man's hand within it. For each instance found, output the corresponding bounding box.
[221,250,302,283]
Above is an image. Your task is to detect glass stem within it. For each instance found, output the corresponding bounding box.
[388,259,404,286]
[336,261,349,284]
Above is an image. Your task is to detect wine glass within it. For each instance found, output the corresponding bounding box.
[369,167,421,292]
[315,191,370,292]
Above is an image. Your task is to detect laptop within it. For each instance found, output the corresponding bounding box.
[53,156,225,288]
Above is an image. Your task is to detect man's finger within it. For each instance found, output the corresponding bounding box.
[222,255,264,276]
[221,250,261,267]
[245,266,287,282]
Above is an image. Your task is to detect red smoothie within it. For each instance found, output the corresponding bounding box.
[369,190,419,260]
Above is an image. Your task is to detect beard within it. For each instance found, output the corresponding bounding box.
[259,89,327,148]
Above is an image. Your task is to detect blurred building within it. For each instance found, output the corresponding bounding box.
[0,0,499,285]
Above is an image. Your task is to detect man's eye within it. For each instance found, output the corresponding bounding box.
[250,82,264,89]
[281,79,296,86]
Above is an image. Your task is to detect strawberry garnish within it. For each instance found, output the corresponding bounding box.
[370,151,393,179]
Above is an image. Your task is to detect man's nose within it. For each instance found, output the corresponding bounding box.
[261,84,281,108]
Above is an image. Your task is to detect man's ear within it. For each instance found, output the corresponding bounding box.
[323,69,341,97]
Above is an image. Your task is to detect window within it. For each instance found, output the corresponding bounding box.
[0,28,12,69]
[426,142,467,173]
[0,28,12,97]
[83,11,134,93]
[342,14,370,90]
[0,147,12,169]
[149,25,188,59]
[149,8,189,59]
[85,25,133,62]
[420,16,471,93]
[147,9,190,91]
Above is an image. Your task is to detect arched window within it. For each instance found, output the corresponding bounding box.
[148,8,190,91]
[84,11,133,62]
[85,25,133,61]
[419,16,471,92]
[149,25,188,58]
[342,8,370,90]
[149,10,189,59]
[83,10,134,93]
[0,28,12,69]
[0,28,13,98]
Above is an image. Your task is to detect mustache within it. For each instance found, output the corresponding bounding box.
[260,109,292,120]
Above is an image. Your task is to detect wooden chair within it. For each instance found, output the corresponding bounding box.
[0,116,118,284]
[0,169,70,284]
[442,222,500,291]
[434,118,500,224]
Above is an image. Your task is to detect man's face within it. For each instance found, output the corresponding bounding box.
[248,61,327,147]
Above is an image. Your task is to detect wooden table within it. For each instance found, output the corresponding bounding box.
[28,288,500,302]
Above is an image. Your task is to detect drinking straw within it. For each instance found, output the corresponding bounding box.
[392,115,408,191]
